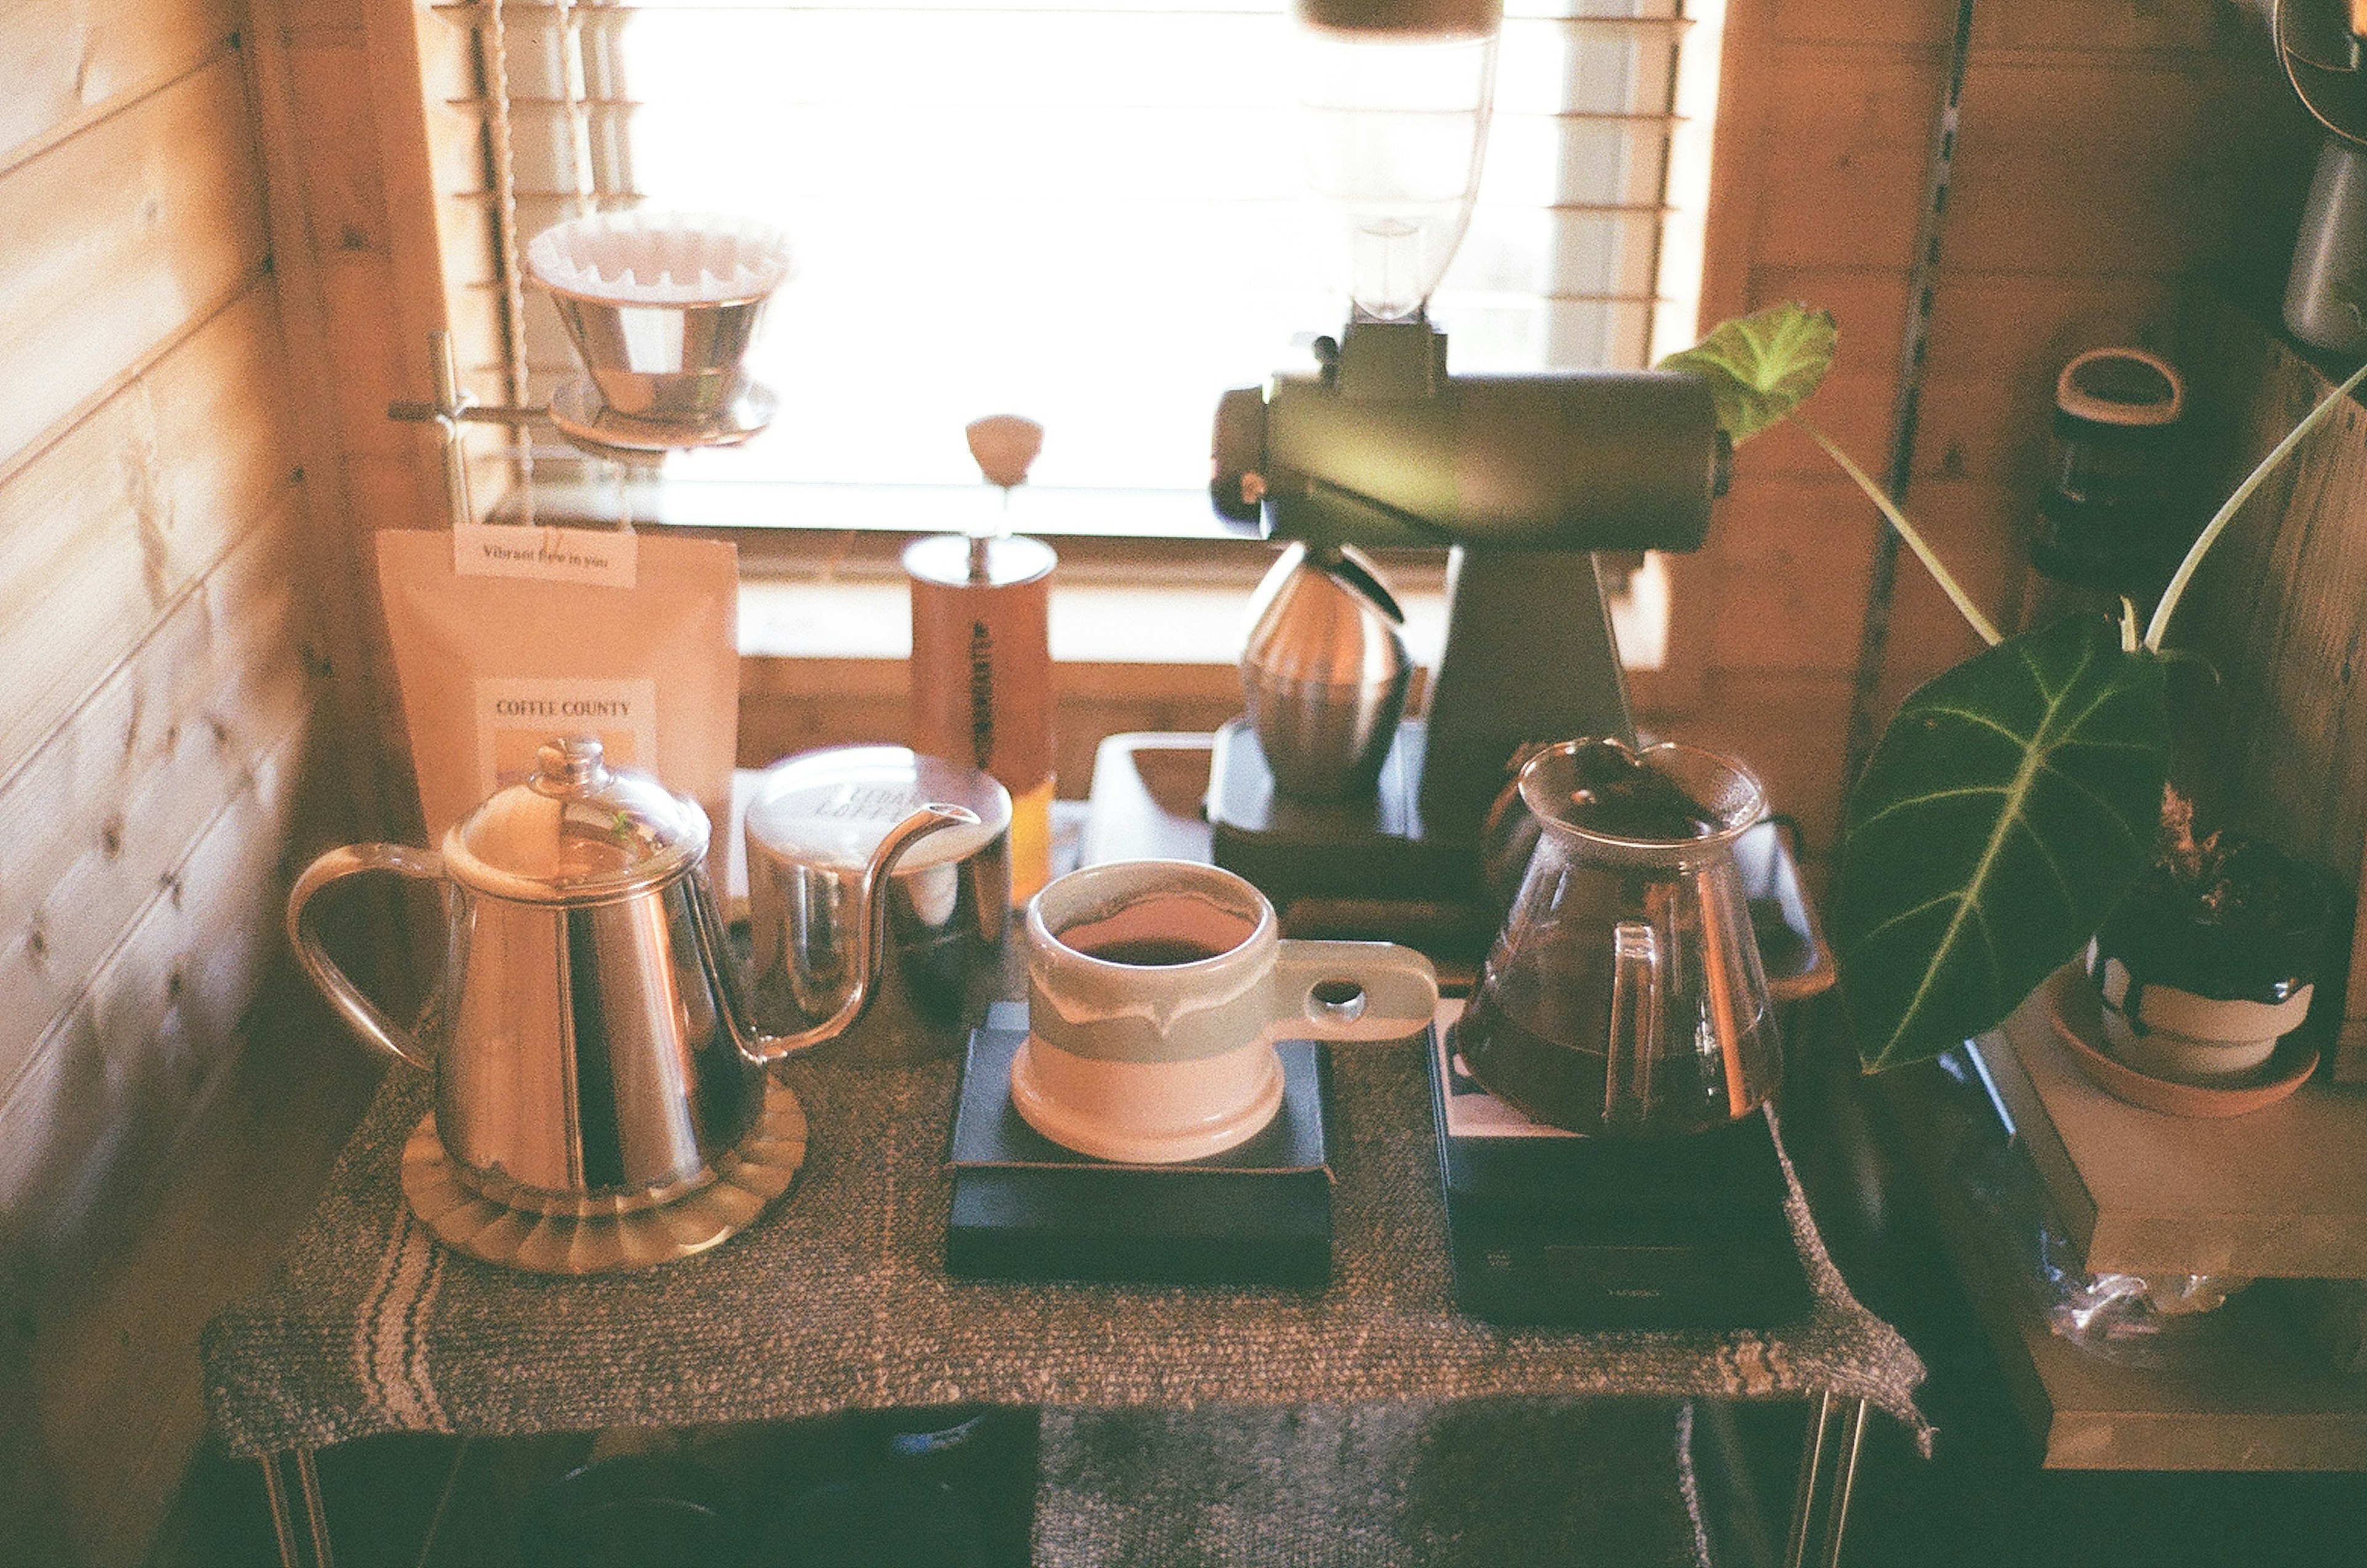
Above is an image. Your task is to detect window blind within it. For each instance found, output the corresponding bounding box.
[432,0,1706,500]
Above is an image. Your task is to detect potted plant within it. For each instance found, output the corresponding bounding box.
[1658,304,2365,1074]
[2088,786,2338,1085]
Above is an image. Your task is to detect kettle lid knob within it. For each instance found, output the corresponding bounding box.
[535,736,609,794]
[444,734,709,903]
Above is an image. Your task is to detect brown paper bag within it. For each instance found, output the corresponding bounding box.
[376,529,738,843]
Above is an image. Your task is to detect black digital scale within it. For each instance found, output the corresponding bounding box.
[945,1003,1333,1289]
[1426,1019,1812,1330]
[944,997,1811,1331]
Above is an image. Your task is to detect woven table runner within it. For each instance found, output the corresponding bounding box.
[202,1042,1928,1458]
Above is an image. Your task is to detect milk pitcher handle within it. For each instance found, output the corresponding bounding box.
[1272,940,1439,1041]
[286,844,447,1071]
[1602,919,1662,1130]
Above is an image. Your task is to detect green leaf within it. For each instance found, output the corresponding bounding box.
[1655,303,1838,446]
[1831,615,2170,1072]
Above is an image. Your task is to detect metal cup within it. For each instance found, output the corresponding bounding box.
[745,747,1013,1064]
[1240,542,1412,801]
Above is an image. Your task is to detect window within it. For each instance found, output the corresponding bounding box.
[451,0,1722,522]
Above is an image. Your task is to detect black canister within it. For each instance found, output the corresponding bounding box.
[2030,347,2187,597]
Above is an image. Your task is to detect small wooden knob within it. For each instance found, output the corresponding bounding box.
[965,415,1044,490]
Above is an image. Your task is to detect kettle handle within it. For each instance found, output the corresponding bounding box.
[286,844,446,1071]
[725,802,981,1063]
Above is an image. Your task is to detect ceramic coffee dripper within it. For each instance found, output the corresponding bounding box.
[1452,739,1781,1137]
[1013,860,1437,1163]
[285,737,976,1272]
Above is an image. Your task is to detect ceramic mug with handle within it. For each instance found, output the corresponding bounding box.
[1012,859,1437,1162]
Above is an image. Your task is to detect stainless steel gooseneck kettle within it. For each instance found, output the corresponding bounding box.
[286,737,976,1271]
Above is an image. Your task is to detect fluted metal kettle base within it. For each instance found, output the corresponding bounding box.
[399,1075,809,1275]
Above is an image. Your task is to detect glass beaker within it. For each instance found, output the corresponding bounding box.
[1451,739,1781,1137]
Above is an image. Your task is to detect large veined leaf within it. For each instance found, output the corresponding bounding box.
[1655,302,1838,446]
[1831,614,2169,1072]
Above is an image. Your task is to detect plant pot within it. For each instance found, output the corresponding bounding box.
[2086,839,2337,1088]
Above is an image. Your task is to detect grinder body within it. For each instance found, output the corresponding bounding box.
[1218,325,1721,558]
[1211,319,1725,868]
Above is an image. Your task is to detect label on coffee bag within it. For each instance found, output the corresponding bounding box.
[452,523,639,588]
[474,676,660,797]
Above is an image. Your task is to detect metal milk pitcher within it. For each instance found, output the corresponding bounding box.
[286,737,974,1267]
[1451,739,1780,1137]
[745,746,1013,1066]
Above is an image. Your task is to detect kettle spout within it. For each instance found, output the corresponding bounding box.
[727,802,981,1062]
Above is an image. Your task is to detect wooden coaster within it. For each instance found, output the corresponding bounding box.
[400,1074,807,1273]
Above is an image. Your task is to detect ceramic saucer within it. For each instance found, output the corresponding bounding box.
[2048,981,2316,1118]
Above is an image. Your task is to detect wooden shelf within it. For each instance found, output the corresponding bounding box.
[1884,1058,2367,1471]
[1972,971,2367,1280]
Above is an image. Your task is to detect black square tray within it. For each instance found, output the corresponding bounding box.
[946,1002,1333,1288]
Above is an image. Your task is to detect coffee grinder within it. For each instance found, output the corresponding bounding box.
[1207,0,1809,1331]
[1205,0,1727,959]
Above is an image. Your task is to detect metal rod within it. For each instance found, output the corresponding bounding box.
[411,1439,473,1568]
[296,1446,338,1568]
[258,1453,306,1568]
[1784,1392,1874,1568]
[388,400,548,428]
[1783,1389,1836,1568]
[1840,0,1978,787]
[1817,1397,1872,1568]
[431,332,475,532]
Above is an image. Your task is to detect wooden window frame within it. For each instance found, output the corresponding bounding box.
[355,0,1735,731]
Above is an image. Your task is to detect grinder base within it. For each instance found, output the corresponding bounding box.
[1206,718,1495,964]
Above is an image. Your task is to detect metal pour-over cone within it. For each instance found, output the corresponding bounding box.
[526,211,791,454]
[1240,543,1411,801]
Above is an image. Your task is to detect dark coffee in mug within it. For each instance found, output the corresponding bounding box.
[1050,889,1256,973]
[1067,935,1230,967]
[1015,859,1438,1162]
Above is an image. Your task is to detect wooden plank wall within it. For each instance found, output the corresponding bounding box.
[1657,0,2317,862]
[2170,298,2367,1068]
[0,1,414,1563]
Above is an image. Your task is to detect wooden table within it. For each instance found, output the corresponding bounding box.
[209,745,1922,1567]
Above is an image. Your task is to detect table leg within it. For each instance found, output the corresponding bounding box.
[1783,1392,1870,1568]
[258,1448,337,1568]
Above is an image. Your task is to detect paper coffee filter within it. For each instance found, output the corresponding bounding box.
[526,212,793,306]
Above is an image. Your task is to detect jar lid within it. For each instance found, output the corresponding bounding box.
[746,746,1010,875]
[2056,348,2184,428]
[443,737,710,904]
